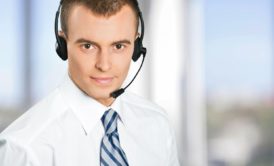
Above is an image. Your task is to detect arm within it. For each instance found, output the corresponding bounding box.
[0,137,39,166]
[167,127,181,166]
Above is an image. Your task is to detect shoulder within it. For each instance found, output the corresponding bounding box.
[121,91,169,122]
[120,92,179,152]
[120,92,180,165]
[0,87,68,145]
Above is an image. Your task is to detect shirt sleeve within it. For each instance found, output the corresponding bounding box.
[0,137,39,166]
[167,127,181,166]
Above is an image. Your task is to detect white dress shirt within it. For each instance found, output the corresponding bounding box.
[0,75,180,166]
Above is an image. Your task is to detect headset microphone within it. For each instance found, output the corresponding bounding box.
[110,50,146,98]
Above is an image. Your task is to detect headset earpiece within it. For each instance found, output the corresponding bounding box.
[55,3,67,61]
[55,36,68,61]
[132,37,147,62]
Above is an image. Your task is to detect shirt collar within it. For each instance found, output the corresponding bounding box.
[59,74,123,135]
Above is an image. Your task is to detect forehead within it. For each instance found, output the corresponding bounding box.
[66,4,138,41]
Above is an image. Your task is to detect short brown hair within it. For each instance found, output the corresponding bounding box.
[60,0,139,36]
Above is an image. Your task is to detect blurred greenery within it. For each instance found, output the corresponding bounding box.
[207,100,274,166]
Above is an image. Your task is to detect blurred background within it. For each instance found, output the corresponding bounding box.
[0,0,274,165]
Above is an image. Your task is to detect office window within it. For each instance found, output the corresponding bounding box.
[0,0,66,131]
[205,0,274,165]
[0,0,25,131]
[0,0,24,107]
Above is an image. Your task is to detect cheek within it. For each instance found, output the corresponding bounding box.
[120,49,134,73]
[68,45,94,71]
[115,56,132,76]
[68,51,89,76]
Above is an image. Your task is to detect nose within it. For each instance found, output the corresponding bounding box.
[95,49,111,72]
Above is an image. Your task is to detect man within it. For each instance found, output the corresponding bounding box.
[0,0,180,165]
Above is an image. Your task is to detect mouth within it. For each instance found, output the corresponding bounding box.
[90,76,114,86]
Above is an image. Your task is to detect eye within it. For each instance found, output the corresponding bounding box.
[81,43,95,50]
[114,43,125,50]
[84,44,90,49]
[83,43,92,49]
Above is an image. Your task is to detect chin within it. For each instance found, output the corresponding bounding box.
[86,88,113,100]
[89,92,115,106]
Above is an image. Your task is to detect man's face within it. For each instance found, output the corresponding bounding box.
[65,4,137,106]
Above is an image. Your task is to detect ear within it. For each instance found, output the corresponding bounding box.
[135,32,140,40]
[58,31,66,39]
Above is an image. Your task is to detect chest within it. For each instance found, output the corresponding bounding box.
[36,118,169,166]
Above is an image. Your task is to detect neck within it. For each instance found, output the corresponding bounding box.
[96,98,115,107]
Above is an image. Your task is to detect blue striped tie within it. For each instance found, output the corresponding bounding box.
[100,109,129,166]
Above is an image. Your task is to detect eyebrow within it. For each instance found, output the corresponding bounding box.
[75,38,99,47]
[112,40,131,45]
[74,38,132,46]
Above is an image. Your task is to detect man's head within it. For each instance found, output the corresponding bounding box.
[58,0,141,106]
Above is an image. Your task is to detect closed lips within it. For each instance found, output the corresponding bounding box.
[90,77,113,85]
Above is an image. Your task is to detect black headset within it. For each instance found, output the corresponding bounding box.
[54,0,146,62]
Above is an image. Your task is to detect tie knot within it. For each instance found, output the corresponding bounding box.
[101,109,119,135]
